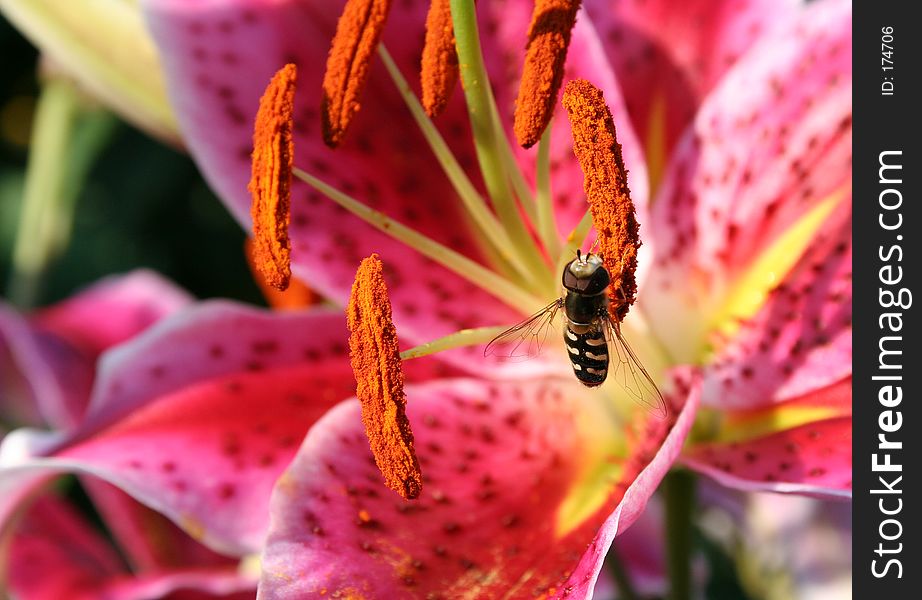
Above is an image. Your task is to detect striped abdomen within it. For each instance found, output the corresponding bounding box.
[563,324,609,387]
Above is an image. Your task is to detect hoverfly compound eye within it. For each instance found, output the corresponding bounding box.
[563,254,610,294]
[583,264,610,295]
[562,259,580,290]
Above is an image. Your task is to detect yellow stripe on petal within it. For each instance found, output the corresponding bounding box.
[709,184,850,341]
[712,404,847,445]
[554,399,626,538]
[555,457,624,538]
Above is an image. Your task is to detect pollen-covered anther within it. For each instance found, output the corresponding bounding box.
[244,239,315,310]
[421,0,460,117]
[562,78,641,319]
[249,63,296,291]
[322,0,393,147]
[347,254,422,500]
[513,0,582,148]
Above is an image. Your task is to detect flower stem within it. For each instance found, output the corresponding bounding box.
[450,0,552,288]
[535,124,560,258]
[6,77,115,308]
[295,168,545,313]
[400,325,508,360]
[491,105,538,223]
[607,547,641,600]
[377,45,535,286]
[664,469,697,600]
[555,208,593,276]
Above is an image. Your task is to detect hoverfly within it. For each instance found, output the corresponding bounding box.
[485,249,666,417]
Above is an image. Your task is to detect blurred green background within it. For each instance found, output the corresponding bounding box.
[0,15,262,308]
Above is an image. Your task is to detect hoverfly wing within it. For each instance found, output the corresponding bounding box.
[484,298,564,361]
[603,317,668,419]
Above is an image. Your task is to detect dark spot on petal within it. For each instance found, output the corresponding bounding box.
[218,483,236,499]
[251,339,279,354]
[442,522,461,535]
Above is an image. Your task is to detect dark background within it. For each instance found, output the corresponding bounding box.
[0,16,262,308]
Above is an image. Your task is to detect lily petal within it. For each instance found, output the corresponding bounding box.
[141,0,524,344]
[79,479,238,572]
[703,205,851,408]
[0,271,192,429]
[642,0,851,362]
[554,373,700,597]
[684,417,851,499]
[258,375,698,598]
[684,378,851,499]
[1,304,63,428]
[77,303,351,431]
[582,0,800,175]
[7,495,125,599]
[33,270,193,358]
[7,494,255,600]
[606,498,668,597]
[0,306,360,554]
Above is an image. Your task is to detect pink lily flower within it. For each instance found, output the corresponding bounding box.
[1,270,192,431]
[1,272,664,598]
[6,494,255,600]
[146,0,850,463]
[0,272,260,598]
[0,274,690,597]
[137,0,848,595]
[1,0,851,597]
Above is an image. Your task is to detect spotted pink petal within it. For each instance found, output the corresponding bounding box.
[1,303,58,427]
[0,307,361,554]
[554,373,700,597]
[683,377,851,499]
[642,0,851,349]
[258,374,698,598]
[577,497,709,599]
[703,204,851,408]
[8,495,254,600]
[583,0,800,165]
[33,270,194,358]
[0,271,192,429]
[684,416,851,499]
[100,574,255,600]
[80,479,237,572]
[7,495,123,599]
[76,303,353,432]
[478,2,649,238]
[141,0,529,347]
